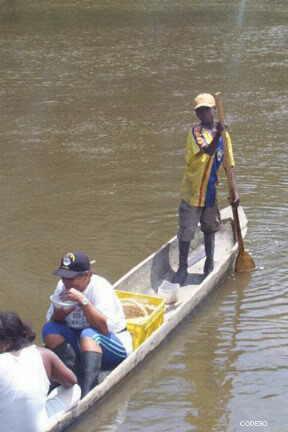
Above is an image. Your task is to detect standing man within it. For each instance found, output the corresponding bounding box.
[42,251,133,397]
[174,93,239,285]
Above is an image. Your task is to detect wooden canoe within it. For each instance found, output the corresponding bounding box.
[46,205,248,431]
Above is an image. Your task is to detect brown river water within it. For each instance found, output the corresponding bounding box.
[0,1,287,431]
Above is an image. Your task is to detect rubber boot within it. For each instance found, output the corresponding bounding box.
[52,341,78,374]
[203,232,215,276]
[173,240,190,285]
[79,351,102,398]
[48,341,78,393]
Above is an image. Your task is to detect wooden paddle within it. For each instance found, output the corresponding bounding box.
[214,92,255,272]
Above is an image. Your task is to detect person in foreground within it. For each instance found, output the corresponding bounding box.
[42,251,133,397]
[174,93,239,285]
[0,311,80,432]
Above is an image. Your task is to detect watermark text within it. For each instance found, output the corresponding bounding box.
[240,419,268,428]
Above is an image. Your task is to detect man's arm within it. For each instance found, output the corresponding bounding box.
[47,282,76,322]
[80,302,108,335]
[222,130,240,207]
[63,288,109,335]
[201,122,224,155]
[50,307,76,322]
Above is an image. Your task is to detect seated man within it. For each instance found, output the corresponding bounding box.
[42,251,133,397]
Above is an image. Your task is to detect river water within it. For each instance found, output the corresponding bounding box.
[0,0,287,431]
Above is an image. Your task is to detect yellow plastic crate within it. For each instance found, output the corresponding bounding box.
[115,290,165,349]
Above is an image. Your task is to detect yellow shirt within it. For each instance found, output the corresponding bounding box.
[180,126,235,207]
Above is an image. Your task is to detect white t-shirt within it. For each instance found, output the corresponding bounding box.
[47,274,132,354]
[0,345,50,432]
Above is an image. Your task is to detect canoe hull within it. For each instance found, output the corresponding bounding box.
[46,206,248,431]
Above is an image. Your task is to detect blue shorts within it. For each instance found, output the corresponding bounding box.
[42,322,127,370]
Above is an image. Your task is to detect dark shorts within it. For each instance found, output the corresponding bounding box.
[42,322,127,370]
[177,200,221,241]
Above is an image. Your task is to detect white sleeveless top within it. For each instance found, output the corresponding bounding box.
[0,344,50,432]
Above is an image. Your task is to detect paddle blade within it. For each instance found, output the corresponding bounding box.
[235,249,256,273]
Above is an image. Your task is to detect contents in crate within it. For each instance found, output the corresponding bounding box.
[122,300,158,321]
[115,290,165,349]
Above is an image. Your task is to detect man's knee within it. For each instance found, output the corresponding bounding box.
[80,329,102,352]
[80,328,96,339]
[200,206,221,233]
[42,322,65,347]
[177,227,195,242]
[45,334,65,349]
[178,201,201,241]
[200,220,221,234]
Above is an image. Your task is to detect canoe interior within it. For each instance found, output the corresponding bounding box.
[46,206,248,432]
[114,206,247,296]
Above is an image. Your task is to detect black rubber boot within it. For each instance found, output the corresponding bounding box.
[79,351,102,398]
[52,341,78,374]
[203,232,215,276]
[173,240,190,285]
[48,341,78,393]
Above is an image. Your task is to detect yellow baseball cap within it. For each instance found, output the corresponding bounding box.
[193,93,216,110]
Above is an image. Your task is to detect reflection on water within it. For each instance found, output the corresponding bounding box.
[0,0,287,431]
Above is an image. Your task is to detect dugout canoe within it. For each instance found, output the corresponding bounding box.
[46,205,248,432]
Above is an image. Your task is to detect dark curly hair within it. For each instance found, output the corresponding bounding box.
[0,312,36,353]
